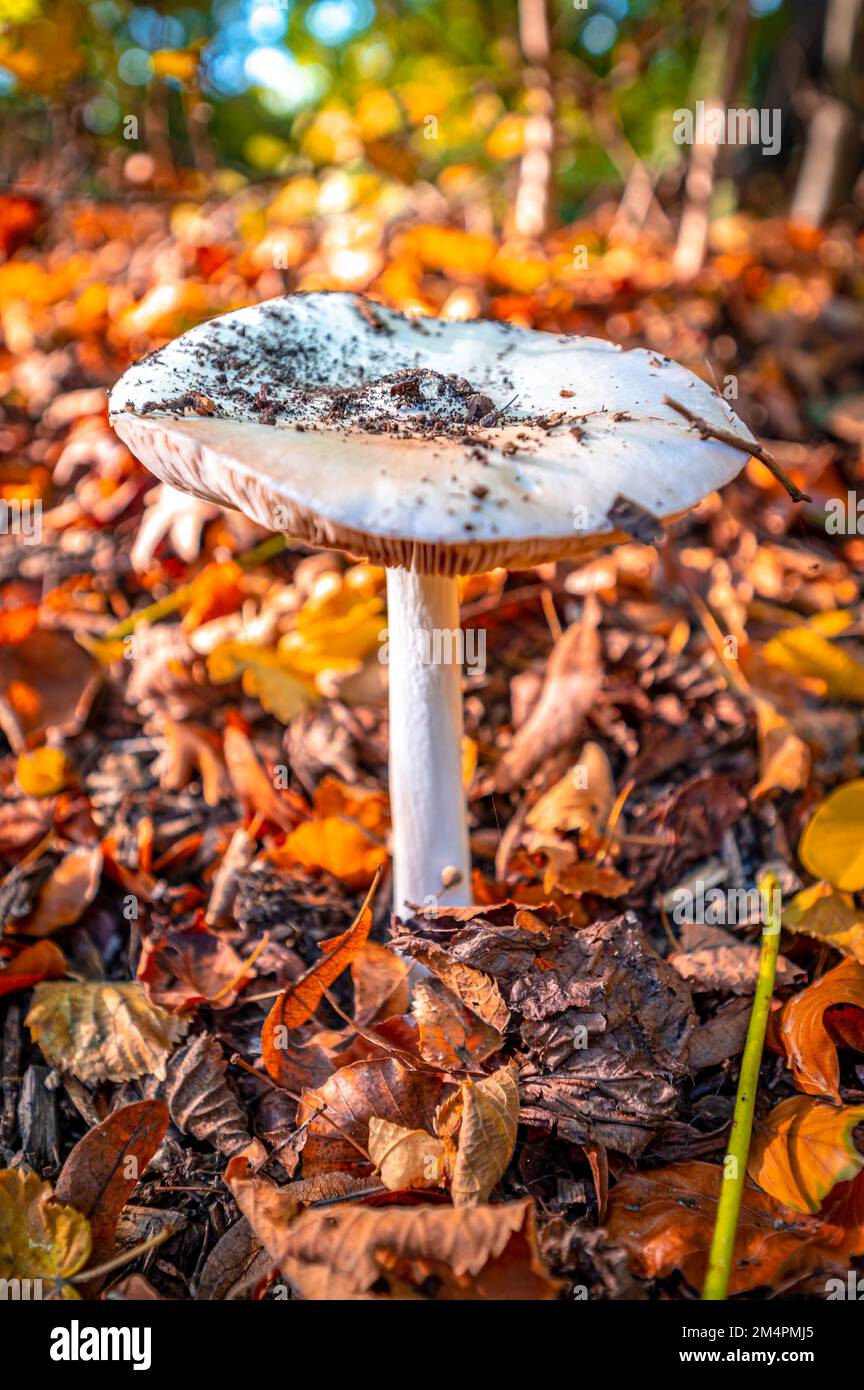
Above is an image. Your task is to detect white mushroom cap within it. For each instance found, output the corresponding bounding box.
[110,292,756,575]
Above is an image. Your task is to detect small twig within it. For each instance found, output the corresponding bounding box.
[702,871,782,1301]
[209,931,270,1003]
[664,396,811,504]
[70,1226,174,1285]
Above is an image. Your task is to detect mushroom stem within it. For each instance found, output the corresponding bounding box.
[385,566,472,917]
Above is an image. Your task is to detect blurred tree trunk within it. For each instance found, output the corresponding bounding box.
[674,0,751,282]
[512,0,554,241]
[791,0,864,225]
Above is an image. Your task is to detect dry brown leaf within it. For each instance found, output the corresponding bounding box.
[165,1034,258,1157]
[231,1179,559,1299]
[367,1117,446,1191]
[605,1160,854,1294]
[54,1100,168,1264]
[525,741,616,851]
[669,921,803,995]
[398,938,510,1034]
[495,595,602,792]
[223,724,305,831]
[351,941,410,1026]
[412,977,504,1069]
[751,695,811,800]
[26,981,189,1083]
[0,1167,91,1298]
[151,718,230,807]
[450,1064,520,1207]
[297,1056,444,1176]
[20,844,103,938]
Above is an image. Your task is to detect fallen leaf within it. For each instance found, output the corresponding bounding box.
[0,1168,91,1299]
[54,1100,168,1263]
[137,919,251,1010]
[397,938,510,1035]
[232,1181,559,1299]
[0,939,66,997]
[751,695,811,799]
[764,627,864,701]
[781,958,864,1100]
[27,982,189,1083]
[0,631,101,750]
[783,880,864,963]
[351,942,410,1025]
[182,559,244,632]
[687,998,751,1072]
[495,596,602,791]
[16,746,69,798]
[799,780,864,891]
[273,815,387,889]
[669,921,802,994]
[165,1034,258,1157]
[412,977,504,1069]
[297,1057,444,1176]
[367,1117,446,1191]
[450,1064,520,1207]
[748,1096,864,1214]
[399,909,694,1157]
[262,869,378,1059]
[605,1160,854,1294]
[223,724,306,831]
[150,719,230,807]
[19,844,103,938]
[525,741,615,852]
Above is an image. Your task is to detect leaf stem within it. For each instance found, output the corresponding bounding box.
[702,871,782,1301]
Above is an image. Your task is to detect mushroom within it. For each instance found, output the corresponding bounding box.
[109,292,756,916]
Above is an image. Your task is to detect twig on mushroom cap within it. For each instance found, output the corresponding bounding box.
[663,395,812,504]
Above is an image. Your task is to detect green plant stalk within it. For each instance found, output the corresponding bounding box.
[106,532,288,640]
[702,871,781,1301]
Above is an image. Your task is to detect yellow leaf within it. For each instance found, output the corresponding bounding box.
[150,48,199,83]
[0,1168,91,1299]
[368,1118,447,1192]
[207,641,315,722]
[749,1096,864,1214]
[450,1063,520,1208]
[16,746,68,798]
[799,780,864,891]
[278,576,384,676]
[784,881,864,963]
[763,628,864,701]
[26,982,189,1083]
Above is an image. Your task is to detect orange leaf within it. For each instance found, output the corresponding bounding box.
[780,958,864,1101]
[0,940,65,997]
[273,816,387,889]
[21,845,103,938]
[223,725,305,831]
[261,868,380,1070]
[605,1160,854,1294]
[748,1096,864,1214]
